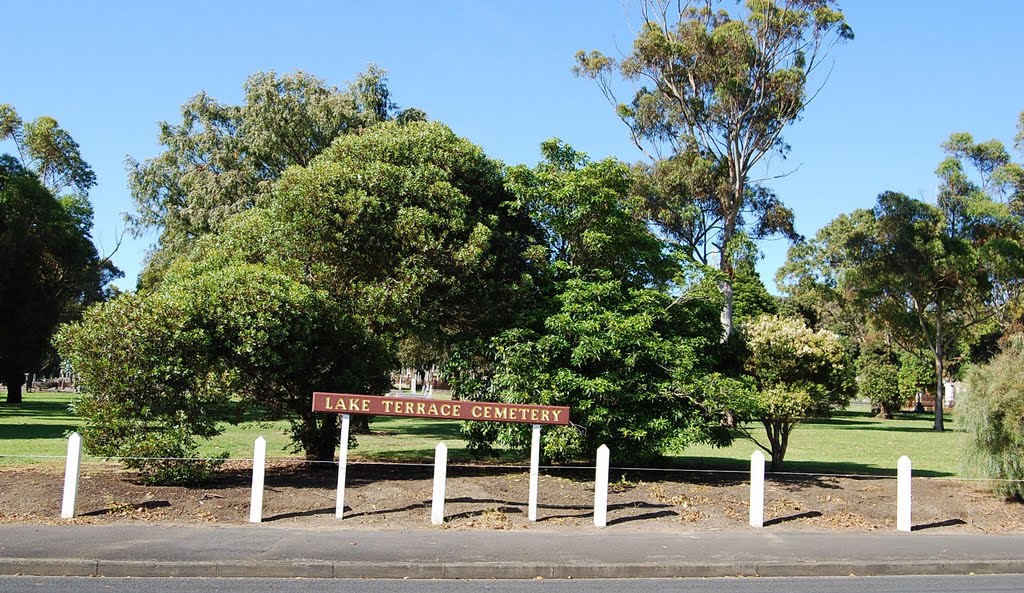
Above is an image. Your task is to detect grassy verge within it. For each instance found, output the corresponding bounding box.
[2,392,963,475]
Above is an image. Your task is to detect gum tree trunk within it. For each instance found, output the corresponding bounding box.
[3,369,24,404]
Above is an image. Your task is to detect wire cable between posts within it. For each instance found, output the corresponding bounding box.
[4,453,1024,484]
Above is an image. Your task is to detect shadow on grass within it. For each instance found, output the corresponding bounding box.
[666,456,954,479]
[1,423,76,440]
[0,397,73,419]
[366,418,464,438]
[803,410,955,432]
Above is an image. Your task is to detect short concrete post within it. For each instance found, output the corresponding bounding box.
[431,442,448,525]
[528,423,541,521]
[249,436,266,523]
[594,444,610,528]
[336,414,351,519]
[60,432,82,519]
[897,455,912,532]
[749,450,765,528]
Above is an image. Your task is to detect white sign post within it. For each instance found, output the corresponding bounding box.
[60,432,82,519]
[528,423,541,521]
[749,450,765,528]
[431,442,448,525]
[249,436,267,523]
[594,444,610,528]
[897,455,912,532]
[336,414,351,519]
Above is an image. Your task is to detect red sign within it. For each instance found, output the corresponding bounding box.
[312,392,570,426]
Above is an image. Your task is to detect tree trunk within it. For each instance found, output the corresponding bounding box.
[3,370,24,404]
[934,316,945,432]
[718,216,737,341]
[297,411,339,463]
[764,420,788,472]
[350,414,371,434]
[719,277,734,342]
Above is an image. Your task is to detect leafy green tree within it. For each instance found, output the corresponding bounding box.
[775,210,871,342]
[782,111,1024,431]
[959,336,1024,500]
[462,142,725,463]
[1,106,119,403]
[490,276,722,463]
[0,156,110,403]
[61,121,538,468]
[575,0,852,338]
[843,190,1022,431]
[161,263,394,461]
[897,351,934,410]
[739,314,852,470]
[0,104,96,196]
[856,338,903,419]
[55,289,228,483]
[263,120,540,350]
[126,67,422,285]
[57,262,394,473]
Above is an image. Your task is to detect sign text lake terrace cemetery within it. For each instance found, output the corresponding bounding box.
[312,392,570,425]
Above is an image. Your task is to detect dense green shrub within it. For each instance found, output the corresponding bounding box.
[959,337,1024,500]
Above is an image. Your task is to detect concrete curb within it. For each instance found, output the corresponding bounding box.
[3,558,1024,579]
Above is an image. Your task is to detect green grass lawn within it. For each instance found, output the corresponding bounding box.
[0,390,81,462]
[668,405,962,477]
[2,391,963,476]
[0,391,484,464]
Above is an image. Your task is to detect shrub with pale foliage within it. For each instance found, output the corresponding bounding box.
[960,337,1024,500]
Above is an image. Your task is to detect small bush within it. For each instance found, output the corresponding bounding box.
[114,428,227,486]
[960,337,1024,500]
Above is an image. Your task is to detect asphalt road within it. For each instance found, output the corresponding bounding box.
[1,576,1023,593]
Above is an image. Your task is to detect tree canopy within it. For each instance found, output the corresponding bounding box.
[738,314,852,470]
[454,141,726,463]
[575,0,852,338]
[61,119,541,466]
[126,67,424,285]
[0,105,116,404]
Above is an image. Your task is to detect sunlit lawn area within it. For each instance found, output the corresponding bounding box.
[2,391,962,476]
[0,390,483,463]
[669,404,962,477]
[0,390,81,463]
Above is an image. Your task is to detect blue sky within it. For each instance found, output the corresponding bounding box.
[4,1,1023,291]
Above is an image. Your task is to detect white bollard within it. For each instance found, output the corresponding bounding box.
[594,444,610,528]
[60,432,83,519]
[528,424,541,521]
[336,414,351,519]
[749,450,765,528]
[897,455,912,532]
[249,436,267,523]
[431,442,448,525]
